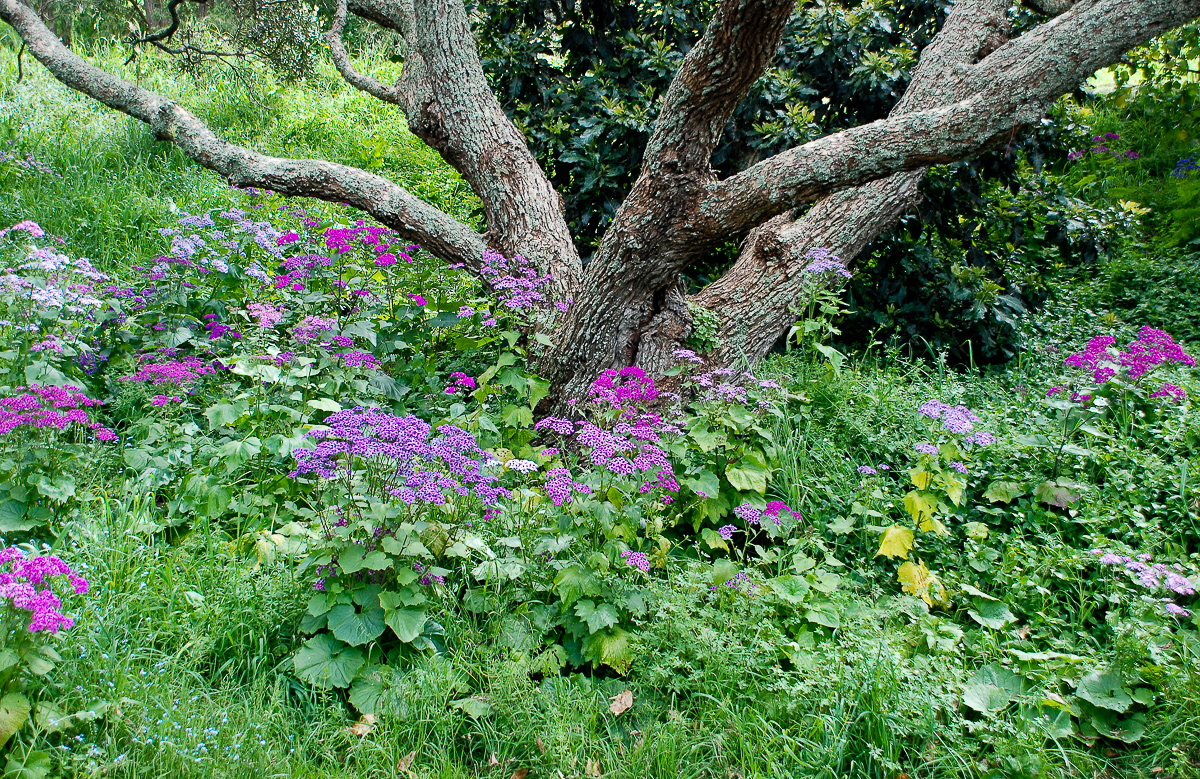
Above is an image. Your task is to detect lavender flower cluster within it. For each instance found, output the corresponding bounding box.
[289,408,509,507]
[1067,133,1140,162]
[802,247,852,279]
[480,250,568,313]
[1091,549,1196,617]
[0,547,88,633]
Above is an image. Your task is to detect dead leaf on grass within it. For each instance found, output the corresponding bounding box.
[609,690,633,716]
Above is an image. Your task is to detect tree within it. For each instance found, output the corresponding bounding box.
[2,0,1198,403]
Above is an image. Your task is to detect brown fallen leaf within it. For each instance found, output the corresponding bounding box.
[587,756,602,776]
[346,714,377,737]
[535,737,545,754]
[609,690,633,717]
[511,769,529,779]
[489,752,500,766]
[397,751,417,772]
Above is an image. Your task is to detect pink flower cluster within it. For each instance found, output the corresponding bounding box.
[444,372,475,395]
[246,302,283,328]
[1064,329,1194,399]
[0,547,87,633]
[0,385,114,441]
[336,350,380,370]
[292,316,338,344]
[591,366,659,415]
[120,353,219,387]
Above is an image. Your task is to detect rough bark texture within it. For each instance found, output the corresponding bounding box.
[688,0,1012,366]
[338,0,581,292]
[3,0,1199,403]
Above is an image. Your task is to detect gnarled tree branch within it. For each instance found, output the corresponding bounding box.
[696,0,1200,247]
[0,0,487,267]
[326,0,402,104]
[641,0,797,175]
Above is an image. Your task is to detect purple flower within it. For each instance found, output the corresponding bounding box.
[948,461,968,474]
[718,524,737,540]
[733,503,762,526]
[621,550,651,572]
[857,465,877,475]
[914,443,938,455]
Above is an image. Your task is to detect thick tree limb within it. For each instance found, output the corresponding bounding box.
[327,0,402,104]
[0,0,487,267]
[339,0,582,289]
[688,0,1012,365]
[697,0,1200,243]
[641,0,797,175]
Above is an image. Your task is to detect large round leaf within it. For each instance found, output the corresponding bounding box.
[293,634,364,689]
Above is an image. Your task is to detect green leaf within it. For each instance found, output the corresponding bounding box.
[581,627,635,673]
[574,599,620,633]
[682,470,720,499]
[338,545,367,574]
[1090,710,1146,743]
[0,694,30,747]
[554,565,599,606]
[293,633,364,689]
[327,604,386,647]
[725,461,768,494]
[361,551,393,571]
[3,747,50,779]
[962,664,1024,715]
[34,474,74,504]
[500,404,534,429]
[983,480,1026,504]
[803,601,840,629]
[203,400,249,429]
[903,490,937,526]
[1077,669,1132,712]
[1034,479,1080,509]
[307,398,342,413]
[699,527,729,551]
[123,448,150,470]
[826,515,855,535]
[383,606,428,643]
[768,575,810,605]
[448,696,492,720]
[969,599,1017,630]
[875,525,915,560]
[348,666,393,715]
[0,502,33,534]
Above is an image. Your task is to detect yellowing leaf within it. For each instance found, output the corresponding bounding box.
[918,515,948,536]
[909,469,934,490]
[875,525,915,560]
[898,560,949,607]
[346,713,377,737]
[903,490,938,526]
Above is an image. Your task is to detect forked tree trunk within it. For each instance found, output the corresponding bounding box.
[3,0,1199,404]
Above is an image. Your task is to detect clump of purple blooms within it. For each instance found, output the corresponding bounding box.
[480,250,568,313]
[1090,549,1196,618]
[1067,133,1140,162]
[289,408,509,508]
[444,372,475,395]
[0,547,88,633]
[621,550,651,572]
[802,247,852,279]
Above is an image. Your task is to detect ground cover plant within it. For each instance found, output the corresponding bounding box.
[1,8,1200,779]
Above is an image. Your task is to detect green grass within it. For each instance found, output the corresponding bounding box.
[3,26,1200,779]
[0,35,479,270]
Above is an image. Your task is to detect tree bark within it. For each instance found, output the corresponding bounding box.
[2,0,1198,405]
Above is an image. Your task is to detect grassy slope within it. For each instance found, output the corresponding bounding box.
[1,35,1198,779]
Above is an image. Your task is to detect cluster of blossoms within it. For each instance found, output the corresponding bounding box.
[1174,156,1199,179]
[0,147,60,178]
[1091,549,1196,617]
[591,366,659,414]
[444,372,475,395]
[857,464,891,475]
[204,314,242,341]
[0,385,114,441]
[292,315,338,345]
[289,408,509,507]
[1061,328,1194,401]
[915,399,994,449]
[336,350,380,370]
[120,352,220,388]
[0,231,109,314]
[710,570,758,594]
[479,250,568,313]
[621,550,651,572]
[733,500,803,528]
[246,302,283,328]
[1067,133,1139,162]
[802,247,852,279]
[0,547,88,633]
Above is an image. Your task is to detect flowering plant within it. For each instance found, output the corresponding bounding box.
[0,385,114,535]
[0,547,88,754]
